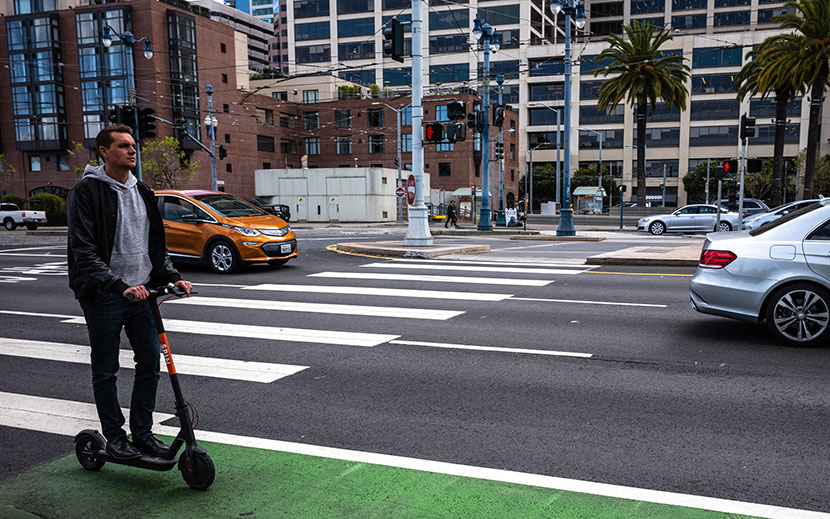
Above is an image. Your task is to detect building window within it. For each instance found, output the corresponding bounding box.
[690,100,740,119]
[631,0,665,13]
[368,109,384,127]
[272,91,288,100]
[280,114,293,128]
[672,0,706,9]
[226,163,232,173]
[263,162,271,169]
[692,47,743,68]
[305,137,320,155]
[303,90,319,103]
[672,14,706,29]
[402,133,412,152]
[294,0,329,18]
[223,104,229,113]
[225,133,231,143]
[220,42,227,53]
[401,107,412,126]
[337,0,372,13]
[336,136,352,154]
[529,59,564,76]
[429,34,469,54]
[369,135,385,153]
[335,109,351,128]
[480,4,520,24]
[510,143,516,160]
[296,21,330,40]
[338,17,373,36]
[438,163,451,177]
[429,63,469,83]
[280,140,296,154]
[221,73,228,83]
[303,111,320,130]
[689,126,739,146]
[531,83,565,101]
[257,135,275,152]
[384,67,412,86]
[339,42,374,60]
[429,9,469,30]
[58,154,69,171]
[691,73,736,94]
[633,127,681,147]
[714,11,750,26]
[29,155,41,171]
[296,45,331,64]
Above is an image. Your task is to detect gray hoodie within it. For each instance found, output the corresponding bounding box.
[83,164,152,288]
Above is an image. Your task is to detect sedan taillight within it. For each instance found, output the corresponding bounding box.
[699,250,737,269]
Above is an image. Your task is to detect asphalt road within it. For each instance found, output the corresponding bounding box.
[1,228,828,515]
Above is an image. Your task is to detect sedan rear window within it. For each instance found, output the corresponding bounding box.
[194,194,267,217]
[748,202,821,236]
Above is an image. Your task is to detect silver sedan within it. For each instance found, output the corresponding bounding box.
[637,205,740,235]
[690,200,828,346]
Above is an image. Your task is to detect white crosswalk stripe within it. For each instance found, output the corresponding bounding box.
[167,295,464,320]
[360,262,587,275]
[242,283,513,301]
[309,271,553,286]
[0,338,307,383]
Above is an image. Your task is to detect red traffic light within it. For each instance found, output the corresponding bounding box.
[424,122,443,144]
[723,159,738,175]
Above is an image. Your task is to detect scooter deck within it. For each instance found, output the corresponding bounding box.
[92,449,179,471]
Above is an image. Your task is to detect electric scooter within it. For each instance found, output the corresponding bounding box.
[73,283,215,490]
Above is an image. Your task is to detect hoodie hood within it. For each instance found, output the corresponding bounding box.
[83,164,137,191]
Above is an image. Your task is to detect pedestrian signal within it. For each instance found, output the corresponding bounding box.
[424,122,444,144]
[447,101,466,121]
[722,159,738,176]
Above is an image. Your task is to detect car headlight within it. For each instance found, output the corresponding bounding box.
[223,224,261,237]
[259,226,291,237]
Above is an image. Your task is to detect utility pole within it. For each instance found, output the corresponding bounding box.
[705,158,710,204]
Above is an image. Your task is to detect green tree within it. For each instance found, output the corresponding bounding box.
[759,0,830,200]
[682,160,723,203]
[570,166,617,210]
[811,154,830,196]
[29,192,67,225]
[0,153,18,195]
[736,41,800,207]
[141,137,199,189]
[593,21,690,207]
[67,141,98,177]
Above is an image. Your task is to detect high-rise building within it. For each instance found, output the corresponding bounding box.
[283,0,828,206]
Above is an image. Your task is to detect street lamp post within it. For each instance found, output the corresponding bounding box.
[472,15,500,231]
[527,139,549,217]
[527,103,561,210]
[549,0,585,236]
[102,24,153,181]
[578,127,602,212]
[372,101,411,224]
[204,84,218,191]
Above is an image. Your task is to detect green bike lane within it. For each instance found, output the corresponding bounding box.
[1,429,821,519]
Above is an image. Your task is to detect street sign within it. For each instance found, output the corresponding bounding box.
[406,174,415,205]
[395,187,405,198]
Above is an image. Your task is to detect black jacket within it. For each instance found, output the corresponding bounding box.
[67,175,180,303]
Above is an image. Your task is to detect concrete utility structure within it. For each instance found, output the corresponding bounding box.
[255,167,431,222]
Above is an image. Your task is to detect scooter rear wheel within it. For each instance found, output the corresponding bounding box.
[75,433,105,471]
[179,452,215,490]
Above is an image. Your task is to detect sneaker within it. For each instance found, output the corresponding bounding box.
[133,434,170,457]
[106,437,142,460]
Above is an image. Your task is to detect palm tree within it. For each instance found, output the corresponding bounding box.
[758,0,830,199]
[736,41,800,207]
[593,21,690,207]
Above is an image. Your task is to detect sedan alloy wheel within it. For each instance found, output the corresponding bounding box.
[208,242,239,274]
[649,221,665,235]
[766,283,830,347]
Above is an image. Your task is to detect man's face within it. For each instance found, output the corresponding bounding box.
[99,131,136,170]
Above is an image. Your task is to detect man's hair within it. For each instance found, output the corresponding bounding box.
[96,124,134,150]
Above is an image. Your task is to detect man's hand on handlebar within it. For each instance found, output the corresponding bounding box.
[123,285,150,302]
[174,280,192,296]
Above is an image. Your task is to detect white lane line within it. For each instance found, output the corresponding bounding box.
[59,316,398,348]
[310,272,553,287]
[0,246,64,252]
[362,262,586,275]
[0,310,78,319]
[0,338,307,383]
[389,340,592,358]
[192,282,249,288]
[0,253,67,257]
[244,283,513,302]
[168,296,464,321]
[387,257,592,268]
[0,392,173,437]
[2,393,823,519]
[510,297,668,308]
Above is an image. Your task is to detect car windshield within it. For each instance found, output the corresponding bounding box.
[194,194,267,217]
[748,202,821,236]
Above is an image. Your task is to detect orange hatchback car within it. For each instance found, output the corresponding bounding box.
[155,190,298,273]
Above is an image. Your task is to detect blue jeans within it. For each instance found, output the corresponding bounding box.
[81,292,160,443]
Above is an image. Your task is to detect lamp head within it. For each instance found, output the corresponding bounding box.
[575,4,587,29]
[472,17,483,41]
[549,1,562,16]
[490,32,501,52]
[143,39,153,60]
[102,25,112,48]
[205,83,215,95]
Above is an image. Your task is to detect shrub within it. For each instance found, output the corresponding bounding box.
[29,193,67,225]
[1,194,26,208]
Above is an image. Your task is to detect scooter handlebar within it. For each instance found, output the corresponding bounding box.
[126,283,194,301]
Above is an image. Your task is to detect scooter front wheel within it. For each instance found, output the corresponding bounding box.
[179,452,215,490]
[75,433,105,471]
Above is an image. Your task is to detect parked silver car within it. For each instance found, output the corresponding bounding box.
[742,199,817,230]
[690,199,828,346]
[637,204,741,235]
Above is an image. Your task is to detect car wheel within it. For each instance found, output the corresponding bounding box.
[765,283,830,347]
[207,241,240,274]
[649,221,665,235]
[3,218,16,231]
[714,221,732,232]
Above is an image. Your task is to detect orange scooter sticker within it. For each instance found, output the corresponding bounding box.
[158,333,177,374]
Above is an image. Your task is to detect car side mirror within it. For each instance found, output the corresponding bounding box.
[180,212,200,222]
[672,211,681,216]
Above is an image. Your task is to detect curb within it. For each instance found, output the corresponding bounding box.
[334,242,490,259]
[510,235,606,242]
[586,257,699,267]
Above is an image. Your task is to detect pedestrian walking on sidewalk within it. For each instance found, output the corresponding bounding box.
[446,200,458,228]
[67,124,192,461]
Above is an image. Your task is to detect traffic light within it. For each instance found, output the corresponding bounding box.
[447,101,466,120]
[383,18,404,63]
[727,181,738,211]
[492,104,504,128]
[619,185,627,192]
[120,106,136,130]
[712,166,725,179]
[108,106,122,125]
[746,158,762,173]
[138,107,156,139]
[466,110,483,132]
[740,114,756,140]
[445,122,466,143]
[722,159,739,177]
[424,121,444,144]
[218,145,227,160]
[494,142,504,160]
